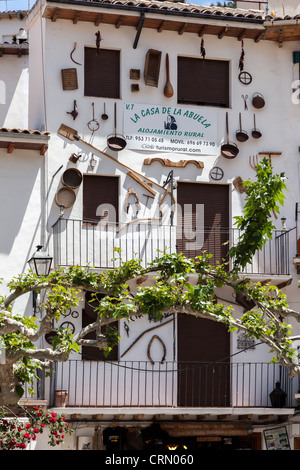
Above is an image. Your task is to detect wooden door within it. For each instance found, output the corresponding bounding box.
[177,314,230,407]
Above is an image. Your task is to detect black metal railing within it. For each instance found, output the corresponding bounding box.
[52,218,293,275]
[49,360,296,409]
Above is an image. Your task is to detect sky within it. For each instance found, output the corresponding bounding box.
[0,0,220,12]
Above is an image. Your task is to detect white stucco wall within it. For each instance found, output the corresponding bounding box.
[25,4,300,367]
[1,2,300,433]
[0,15,29,128]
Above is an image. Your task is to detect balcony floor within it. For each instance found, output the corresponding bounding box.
[49,406,295,426]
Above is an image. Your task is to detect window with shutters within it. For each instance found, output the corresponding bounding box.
[83,174,119,224]
[84,47,120,98]
[177,57,229,108]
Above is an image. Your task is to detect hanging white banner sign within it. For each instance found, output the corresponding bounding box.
[123,103,218,155]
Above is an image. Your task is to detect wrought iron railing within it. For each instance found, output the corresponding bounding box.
[48,360,296,409]
[52,218,293,275]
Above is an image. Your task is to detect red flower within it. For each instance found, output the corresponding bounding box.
[32,435,37,441]
[20,443,26,449]
[9,441,15,448]
[2,420,8,425]
[50,417,56,423]
[51,413,56,417]
[56,440,60,445]
[18,427,22,432]
[40,423,45,428]
[10,424,16,430]
[25,424,31,429]
[37,412,42,417]
[24,433,30,439]
[33,428,39,434]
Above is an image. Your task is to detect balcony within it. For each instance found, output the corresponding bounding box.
[48,360,297,409]
[52,218,294,276]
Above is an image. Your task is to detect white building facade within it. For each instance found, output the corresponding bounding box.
[2,0,300,450]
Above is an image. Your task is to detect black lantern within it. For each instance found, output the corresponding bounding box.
[27,245,52,277]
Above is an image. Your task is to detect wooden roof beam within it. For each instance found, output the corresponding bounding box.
[255,30,265,43]
[278,29,284,48]
[40,144,48,156]
[94,13,103,26]
[218,26,229,39]
[72,11,81,24]
[157,20,167,33]
[198,25,206,37]
[50,8,60,22]
[238,29,247,41]
[178,23,187,35]
[115,15,125,29]
[7,142,15,153]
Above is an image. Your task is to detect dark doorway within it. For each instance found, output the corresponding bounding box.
[177,314,230,407]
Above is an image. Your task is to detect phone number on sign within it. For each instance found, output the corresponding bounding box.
[126,135,216,147]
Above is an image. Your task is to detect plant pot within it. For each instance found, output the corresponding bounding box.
[55,389,68,407]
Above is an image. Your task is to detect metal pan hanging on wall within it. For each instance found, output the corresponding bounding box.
[55,186,76,208]
[221,112,239,159]
[252,114,262,139]
[61,168,83,189]
[235,112,249,143]
[107,102,127,151]
[252,92,265,109]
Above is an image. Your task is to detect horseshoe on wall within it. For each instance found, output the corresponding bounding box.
[120,318,173,358]
[159,189,176,218]
[70,42,82,65]
[147,335,167,365]
[125,187,141,214]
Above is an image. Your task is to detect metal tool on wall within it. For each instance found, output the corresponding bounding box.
[125,187,141,214]
[67,100,78,120]
[242,95,248,110]
[70,42,82,65]
[101,103,108,120]
[221,112,239,159]
[252,114,262,139]
[107,102,127,151]
[236,112,249,142]
[88,103,99,132]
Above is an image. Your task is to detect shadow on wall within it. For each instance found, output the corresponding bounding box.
[0,58,28,129]
[0,151,41,255]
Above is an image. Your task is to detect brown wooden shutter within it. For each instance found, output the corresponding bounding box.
[177,57,229,107]
[83,175,119,224]
[84,47,120,98]
[82,292,118,361]
[177,182,229,265]
[177,313,230,406]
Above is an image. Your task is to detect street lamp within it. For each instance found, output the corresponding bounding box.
[27,245,53,277]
